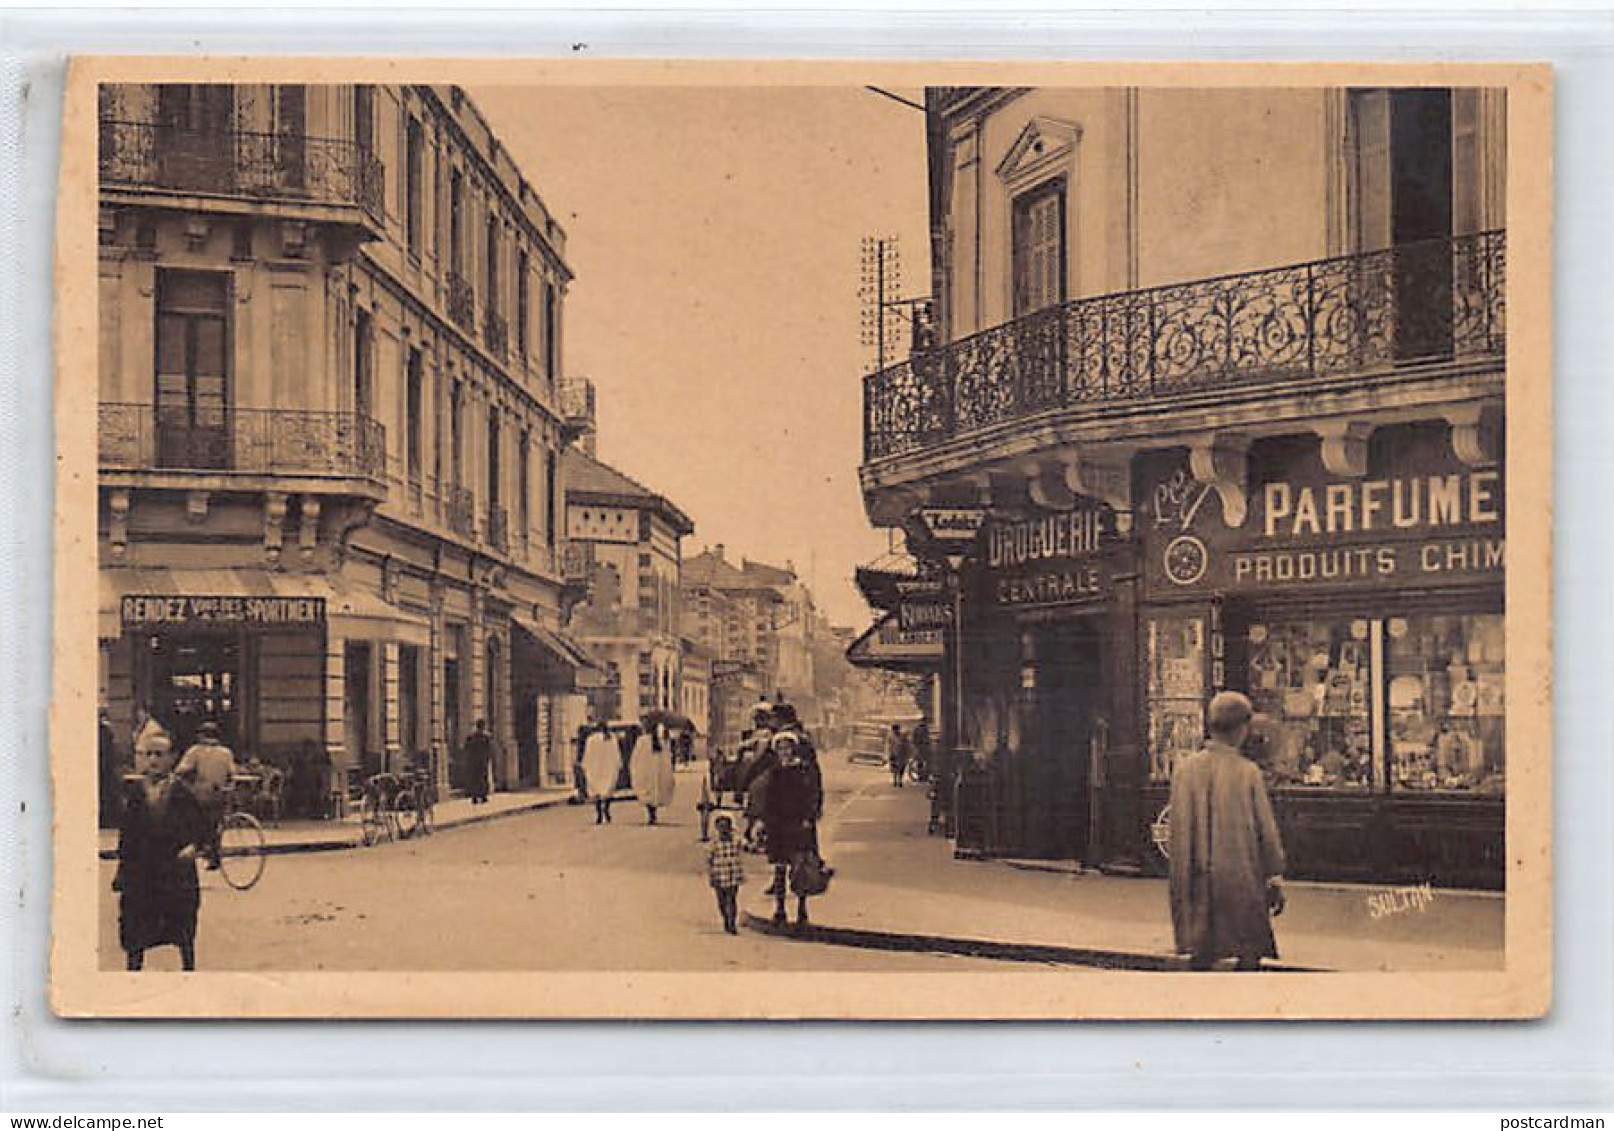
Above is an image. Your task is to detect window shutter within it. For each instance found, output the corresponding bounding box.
[1349,89,1392,252]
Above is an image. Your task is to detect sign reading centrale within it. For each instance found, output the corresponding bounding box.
[122,594,327,628]
[976,505,1115,611]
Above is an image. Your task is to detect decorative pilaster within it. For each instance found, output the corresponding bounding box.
[382,641,402,774]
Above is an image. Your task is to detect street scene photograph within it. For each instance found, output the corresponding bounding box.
[56,63,1551,1017]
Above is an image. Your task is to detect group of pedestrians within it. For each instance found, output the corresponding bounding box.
[884,721,932,787]
[702,700,828,934]
[576,718,678,826]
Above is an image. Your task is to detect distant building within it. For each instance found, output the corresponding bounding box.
[97,83,593,812]
[563,448,694,725]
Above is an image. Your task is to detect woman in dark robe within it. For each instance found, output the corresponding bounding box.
[742,729,824,930]
[114,734,208,971]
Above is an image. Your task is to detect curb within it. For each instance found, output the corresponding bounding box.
[738,911,1328,972]
[97,792,575,861]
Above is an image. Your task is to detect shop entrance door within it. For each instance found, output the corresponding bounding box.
[344,642,373,777]
[147,630,241,753]
[1027,617,1103,862]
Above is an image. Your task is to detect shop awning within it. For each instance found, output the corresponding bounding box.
[847,611,945,672]
[509,612,602,674]
[100,567,431,646]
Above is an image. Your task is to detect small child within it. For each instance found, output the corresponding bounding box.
[706,815,745,935]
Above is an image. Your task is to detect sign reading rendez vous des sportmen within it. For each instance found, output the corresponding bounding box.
[1142,435,1505,594]
[121,594,328,627]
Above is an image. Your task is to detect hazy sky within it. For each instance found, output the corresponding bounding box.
[471,86,929,627]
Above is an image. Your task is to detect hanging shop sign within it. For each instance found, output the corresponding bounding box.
[1139,431,1505,596]
[847,612,945,669]
[975,504,1116,611]
[894,574,955,631]
[917,508,987,545]
[121,594,327,628]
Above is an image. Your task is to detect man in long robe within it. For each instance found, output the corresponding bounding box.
[1168,691,1287,971]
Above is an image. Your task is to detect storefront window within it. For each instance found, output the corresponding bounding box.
[1146,614,1205,782]
[1386,613,1504,794]
[1247,619,1375,791]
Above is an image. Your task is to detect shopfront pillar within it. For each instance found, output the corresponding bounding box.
[382,640,402,774]
[323,632,347,772]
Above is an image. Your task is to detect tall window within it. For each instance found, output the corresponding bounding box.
[449,170,465,275]
[542,282,559,381]
[274,86,306,190]
[544,448,558,549]
[1012,179,1066,316]
[156,84,233,133]
[486,411,502,509]
[353,84,374,154]
[517,251,531,358]
[485,216,501,315]
[405,347,423,484]
[353,309,373,418]
[405,117,424,255]
[449,381,464,488]
[154,270,230,470]
[1349,88,1454,253]
[518,430,531,541]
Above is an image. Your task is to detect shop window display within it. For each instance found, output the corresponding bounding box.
[1246,619,1375,791]
[1145,614,1205,782]
[1386,613,1504,794]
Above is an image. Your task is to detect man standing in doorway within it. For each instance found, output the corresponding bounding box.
[463,718,495,805]
[175,720,236,870]
[1168,691,1287,971]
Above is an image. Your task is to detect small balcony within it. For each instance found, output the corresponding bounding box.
[863,232,1506,463]
[484,309,510,363]
[558,377,596,445]
[99,403,385,485]
[485,504,510,555]
[447,272,476,333]
[99,120,384,229]
[444,485,476,539]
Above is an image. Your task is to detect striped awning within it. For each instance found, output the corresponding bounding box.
[100,567,430,646]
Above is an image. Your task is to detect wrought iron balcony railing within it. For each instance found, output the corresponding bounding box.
[485,504,510,554]
[484,309,509,362]
[447,271,477,333]
[863,231,1506,462]
[99,121,384,227]
[99,403,386,482]
[444,485,476,539]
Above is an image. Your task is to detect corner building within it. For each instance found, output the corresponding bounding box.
[98,83,593,810]
[860,87,1507,887]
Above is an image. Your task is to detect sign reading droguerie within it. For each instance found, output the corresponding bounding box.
[975,504,1115,611]
[122,594,327,628]
[1140,428,1505,595]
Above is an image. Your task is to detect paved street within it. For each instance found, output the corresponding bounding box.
[98,757,1000,973]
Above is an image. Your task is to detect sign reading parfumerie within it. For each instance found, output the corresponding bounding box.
[122,594,327,627]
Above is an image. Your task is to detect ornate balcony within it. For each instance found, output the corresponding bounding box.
[863,232,1506,463]
[99,120,384,227]
[99,403,385,484]
[484,309,510,362]
[485,504,510,554]
[445,485,476,539]
[447,272,477,333]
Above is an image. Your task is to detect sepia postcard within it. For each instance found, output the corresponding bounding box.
[51,57,1552,1019]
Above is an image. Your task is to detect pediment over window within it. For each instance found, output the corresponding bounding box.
[996,116,1082,185]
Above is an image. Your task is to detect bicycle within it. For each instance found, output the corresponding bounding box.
[360,769,435,846]
[216,785,267,891]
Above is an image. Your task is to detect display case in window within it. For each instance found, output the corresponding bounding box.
[1145,613,1205,782]
[1386,613,1505,794]
[1246,618,1375,791]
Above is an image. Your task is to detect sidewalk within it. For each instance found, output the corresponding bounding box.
[98,786,576,860]
[746,764,1504,972]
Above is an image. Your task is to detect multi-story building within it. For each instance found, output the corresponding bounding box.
[97,83,596,811]
[859,86,1506,886]
[563,448,694,724]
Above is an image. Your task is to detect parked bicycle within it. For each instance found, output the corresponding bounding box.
[359,768,435,846]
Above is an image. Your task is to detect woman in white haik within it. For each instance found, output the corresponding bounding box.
[629,721,678,826]
[579,721,621,825]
